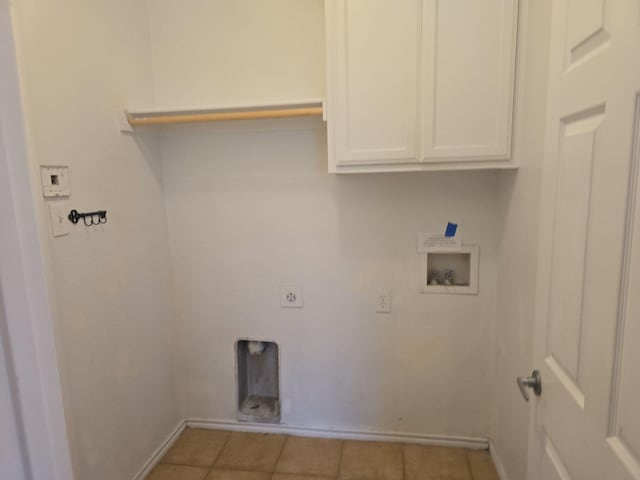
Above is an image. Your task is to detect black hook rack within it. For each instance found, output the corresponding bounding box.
[68,209,107,226]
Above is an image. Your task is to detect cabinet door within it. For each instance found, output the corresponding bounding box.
[421,0,518,163]
[327,0,420,169]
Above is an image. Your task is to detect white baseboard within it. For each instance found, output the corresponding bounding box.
[133,419,186,480]
[489,439,509,480]
[185,417,489,450]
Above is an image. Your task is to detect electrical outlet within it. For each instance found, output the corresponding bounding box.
[376,290,391,313]
[280,286,303,308]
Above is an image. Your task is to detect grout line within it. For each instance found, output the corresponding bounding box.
[401,443,406,480]
[159,461,214,468]
[465,450,475,480]
[274,473,339,480]
[271,434,289,475]
[336,439,346,479]
[211,431,233,469]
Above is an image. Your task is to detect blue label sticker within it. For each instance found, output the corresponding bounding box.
[444,222,458,237]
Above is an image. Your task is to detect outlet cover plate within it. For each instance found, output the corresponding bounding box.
[280,286,303,308]
[376,290,391,313]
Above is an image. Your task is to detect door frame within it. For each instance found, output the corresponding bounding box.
[0,1,74,479]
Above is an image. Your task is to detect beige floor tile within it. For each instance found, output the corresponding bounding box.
[273,474,335,480]
[161,428,231,467]
[275,437,343,477]
[215,432,287,472]
[205,468,271,480]
[404,445,471,480]
[466,450,499,480]
[339,441,403,480]
[146,464,209,480]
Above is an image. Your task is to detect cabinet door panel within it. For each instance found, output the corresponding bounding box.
[421,0,518,162]
[329,0,419,166]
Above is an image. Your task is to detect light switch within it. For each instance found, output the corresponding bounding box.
[48,202,70,237]
[40,166,70,197]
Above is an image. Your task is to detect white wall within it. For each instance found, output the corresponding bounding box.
[147,0,325,107]
[148,0,500,442]
[7,0,552,474]
[11,1,181,479]
[160,123,499,437]
[0,126,30,480]
[1,2,74,477]
[492,1,552,478]
[0,322,28,480]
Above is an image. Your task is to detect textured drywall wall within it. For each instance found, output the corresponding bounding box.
[159,121,499,437]
[147,0,325,107]
[11,1,181,478]
[149,0,500,440]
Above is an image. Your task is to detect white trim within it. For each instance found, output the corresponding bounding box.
[132,420,186,480]
[184,418,488,450]
[333,162,518,174]
[489,439,509,480]
[509,0,530,172]
[0,2,74,479]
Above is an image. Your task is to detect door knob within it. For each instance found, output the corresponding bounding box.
[517,370,542,402]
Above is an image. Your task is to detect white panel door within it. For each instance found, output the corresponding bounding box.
[421,0,518,163]
[527,1,640,479]
[327,0,419,168]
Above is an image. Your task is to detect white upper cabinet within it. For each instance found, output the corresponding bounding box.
[421,0,518,163]
[325,0,520,173]
[326,0,420,166]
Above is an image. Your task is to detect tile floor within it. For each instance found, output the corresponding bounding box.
[146,428,499,480]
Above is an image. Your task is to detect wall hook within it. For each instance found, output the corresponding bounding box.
[68,209,107,226]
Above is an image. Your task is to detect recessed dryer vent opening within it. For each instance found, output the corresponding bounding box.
[236,340,280,423]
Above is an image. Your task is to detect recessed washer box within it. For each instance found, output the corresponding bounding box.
[422,245,479,295]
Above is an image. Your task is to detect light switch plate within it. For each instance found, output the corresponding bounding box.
[48,202,70,237]
[40,166,70,197]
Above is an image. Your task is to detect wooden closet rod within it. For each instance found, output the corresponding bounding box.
[127,106,324,126]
